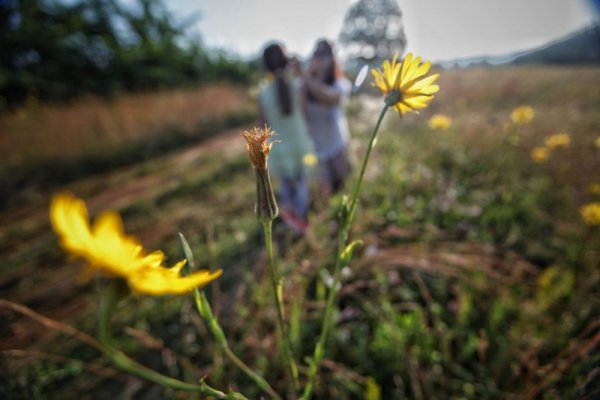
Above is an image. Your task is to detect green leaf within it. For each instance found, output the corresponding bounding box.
[177,232,195,275]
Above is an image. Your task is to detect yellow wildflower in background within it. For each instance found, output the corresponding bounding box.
[50,193,222,295]
[531,147,550,163]
[511,106,535,125]
[545,133,571,149]
[371,52,439,116]
[595,136,600,148]
[303,153,318,167]
[428,114,452,130]
[579,202,600,226]
[588,183,600,196]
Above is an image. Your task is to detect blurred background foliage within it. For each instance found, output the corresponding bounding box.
[0,0,257,109]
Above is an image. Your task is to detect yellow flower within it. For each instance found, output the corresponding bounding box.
[531,147,550,163]
[303,153,318,167]
[428,114,452,130]
[588,183,600,196]
[579,202,600,226]
[545,133,571,149]
[511,106,535,125]
[595,136,600,149]
[128,261,221,295]
[371,52,439,116]
[50,193,222,295]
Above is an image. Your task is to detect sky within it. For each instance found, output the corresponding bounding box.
[169,0,596,62]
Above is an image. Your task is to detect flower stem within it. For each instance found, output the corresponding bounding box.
[177,232,281,399]
[97,282,247,399]
[263,219,300,394]
[301,105,389,400]
[193,289,283,400]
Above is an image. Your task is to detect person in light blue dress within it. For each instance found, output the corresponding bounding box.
[258,42,315,233]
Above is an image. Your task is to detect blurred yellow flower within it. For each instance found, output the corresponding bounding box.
[588,183,600,196]
[50,193,222,295]
[371,52,439,116]
[511,106,535,125]
[579,202,600,226]
[595,136,600,149]
[545,133,571,149]
[531,147,550,163]
[303,153,318,167]
[428,114,452,130]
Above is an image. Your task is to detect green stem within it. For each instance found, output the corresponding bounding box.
[301,105,389,400]
[347,105,390,221]
[263,219,300,394]
[193,289,283,400]
[98,282,247,399]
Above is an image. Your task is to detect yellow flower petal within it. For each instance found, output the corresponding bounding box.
[50,193,221,295]
[129,265,222,295]
[371,52,439,116]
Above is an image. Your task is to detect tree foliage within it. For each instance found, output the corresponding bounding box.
[338,0,407,71]
[0,0,255,108]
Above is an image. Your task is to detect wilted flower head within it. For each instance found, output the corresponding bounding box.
[545,133,571,149]
[241,126,277,172]
[428,114,452,130]
[371,52,439,116]
[50,193,222,295]
[241,126,279,223]
[580,202,600,226]
[531,147,550,163]
[511,106,535,125]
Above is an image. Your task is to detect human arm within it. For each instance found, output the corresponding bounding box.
[302,74,342,106]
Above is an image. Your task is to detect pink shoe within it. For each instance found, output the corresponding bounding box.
[280,209,308,234]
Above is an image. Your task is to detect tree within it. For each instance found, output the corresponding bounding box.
[0,0,254,108]
[338,0,407,72]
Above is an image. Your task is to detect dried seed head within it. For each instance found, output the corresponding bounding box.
[241,126,279,222]
[241,126,277,172]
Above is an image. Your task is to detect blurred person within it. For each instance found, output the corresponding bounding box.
[259,42,315,233]
[301,39,353,198]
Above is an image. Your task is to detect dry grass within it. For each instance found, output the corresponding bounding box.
[0,84,252,169]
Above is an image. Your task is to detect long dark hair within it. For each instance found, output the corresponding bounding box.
[263,43,292,116]
[308,39,344,102]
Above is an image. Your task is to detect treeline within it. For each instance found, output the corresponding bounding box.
[0,0,257,108]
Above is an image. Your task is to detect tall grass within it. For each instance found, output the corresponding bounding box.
[0,85,256,209]
[0,84,252,169]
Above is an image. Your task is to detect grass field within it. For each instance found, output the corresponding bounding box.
[0,66,599,399]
